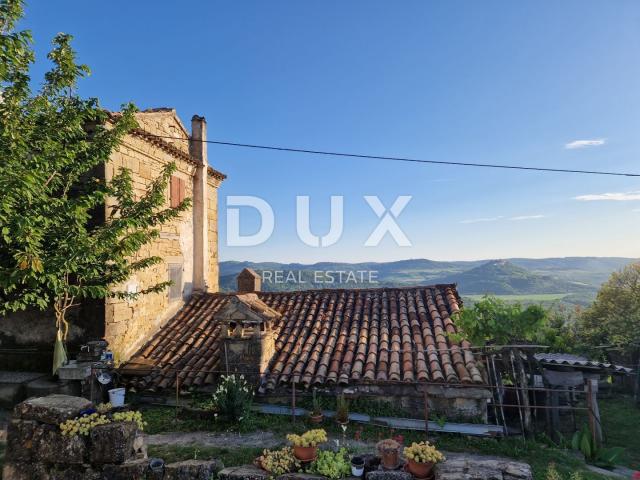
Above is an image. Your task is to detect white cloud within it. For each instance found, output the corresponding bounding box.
[574,191,640,201]
[508,215,546,221]
[460,216,503,224]
[565,139,606,149]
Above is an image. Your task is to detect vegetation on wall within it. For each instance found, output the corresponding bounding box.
[0,0,190,371]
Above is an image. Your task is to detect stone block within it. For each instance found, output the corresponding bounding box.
[2,461,48,480]
[14,394,92,425]
[434,454,532,480]
[218,465,270,480]
[36,425,87,464]
[89,421,137,465]
[47,464,101,480]
[5,419,41,462]
[165,459,224,480]
[102,458,150,480]
[57,361,92,381]
[277,474,327,480]
[366,470,412,480]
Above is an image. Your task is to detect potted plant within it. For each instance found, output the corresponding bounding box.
[335,394,349,425]
[376,438,401,470]
[287,428,327,462]
[403,441,445,479]
[309,389,323,424]
[351,456,365,477]
[258,447,301,475]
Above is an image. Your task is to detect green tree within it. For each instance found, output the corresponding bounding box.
[579,263,640,354]
[453,296,547,346]
[0,0,190,371]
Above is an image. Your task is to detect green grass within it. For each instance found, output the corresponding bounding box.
[464,293,570,303]
[141,405,615,480]
[147,444,263,467]
[600,395,640,470]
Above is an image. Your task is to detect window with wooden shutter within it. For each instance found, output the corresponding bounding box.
[168,263,183,301]
[170,175,185,208]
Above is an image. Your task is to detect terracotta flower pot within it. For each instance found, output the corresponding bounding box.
[381,450,399,470]
[293,445,317,462]
[406,459,434,479]
[309,413,323,424]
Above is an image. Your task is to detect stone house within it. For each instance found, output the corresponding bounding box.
[0,108,225,368]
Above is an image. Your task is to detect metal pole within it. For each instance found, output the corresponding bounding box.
[292,381,296,425]
[423,389,429,440]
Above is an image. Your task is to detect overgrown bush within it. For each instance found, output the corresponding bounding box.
[209,374,253,422]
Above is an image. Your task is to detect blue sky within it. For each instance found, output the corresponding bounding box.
[21,1,640,263]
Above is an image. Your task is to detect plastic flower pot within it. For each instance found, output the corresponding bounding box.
[293,445,317,462]
[149,458,165,474]
[406,459,434,479]
[351,456,365,477]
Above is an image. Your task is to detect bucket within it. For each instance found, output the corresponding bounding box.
[108,387,126,407]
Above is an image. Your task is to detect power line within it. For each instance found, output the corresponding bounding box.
[147,133,640,177]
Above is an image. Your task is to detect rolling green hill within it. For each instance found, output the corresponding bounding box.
[219,257,637,306]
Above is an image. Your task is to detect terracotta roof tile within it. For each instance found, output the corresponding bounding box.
[123,285,485,391]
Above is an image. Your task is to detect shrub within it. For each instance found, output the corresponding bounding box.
[210,374,253,422]
[310,449,351,479]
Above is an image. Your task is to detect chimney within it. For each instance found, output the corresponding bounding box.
[237,268,261,293]
[218,294,279,386]
[190,115,208,291]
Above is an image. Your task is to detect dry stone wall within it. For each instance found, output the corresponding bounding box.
[3,394,222,480]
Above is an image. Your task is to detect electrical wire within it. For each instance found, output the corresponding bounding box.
[147,134,640,177]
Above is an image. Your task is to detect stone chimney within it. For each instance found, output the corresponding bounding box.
[218,294,279,385]
[237,268,261,293]
[190,115,208,291]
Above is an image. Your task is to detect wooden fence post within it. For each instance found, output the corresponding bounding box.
[586,379,602,445]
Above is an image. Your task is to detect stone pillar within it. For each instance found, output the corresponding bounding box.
[190,115,209,292]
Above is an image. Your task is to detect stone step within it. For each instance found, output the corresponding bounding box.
[0,371,46,409]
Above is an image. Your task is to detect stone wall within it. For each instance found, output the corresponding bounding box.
[103,110,223,361]
[103,111,197,360]
[207,177,220,292]
[3,394,223,480]
[263,383,492,422]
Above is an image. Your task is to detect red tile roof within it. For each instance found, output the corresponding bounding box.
[123,285,484,392]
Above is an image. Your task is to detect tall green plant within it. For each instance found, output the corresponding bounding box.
[452,296,547,346]
[0,0,190,370]
[571,424,624,469]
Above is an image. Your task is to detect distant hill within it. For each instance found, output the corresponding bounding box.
[218,257,637,305]
[434,259,595,295]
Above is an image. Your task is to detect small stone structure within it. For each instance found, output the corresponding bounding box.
[2,394,222,480]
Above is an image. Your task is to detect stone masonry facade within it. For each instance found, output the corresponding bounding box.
[103,109,224,361]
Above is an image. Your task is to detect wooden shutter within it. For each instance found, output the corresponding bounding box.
[170,175,185,208]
